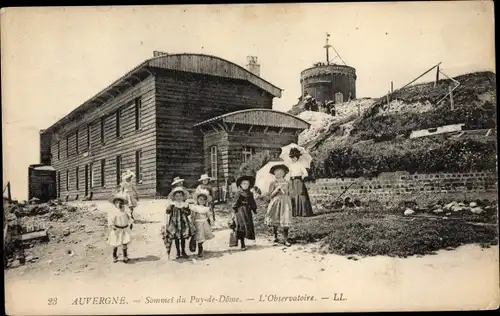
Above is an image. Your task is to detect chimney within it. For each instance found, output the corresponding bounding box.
[153,51,169,57]
[245,56,260,77]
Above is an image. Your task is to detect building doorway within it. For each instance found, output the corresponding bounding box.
[41,184,49,202]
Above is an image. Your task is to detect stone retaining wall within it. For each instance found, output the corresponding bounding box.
[307,171,498,207]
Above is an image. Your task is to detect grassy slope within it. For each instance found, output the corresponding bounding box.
[305,71,497,177]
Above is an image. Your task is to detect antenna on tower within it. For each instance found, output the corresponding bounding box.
[324,33,332,64]
[323,33,347,66]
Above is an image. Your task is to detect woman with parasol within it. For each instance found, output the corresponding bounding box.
[284,147,314,217]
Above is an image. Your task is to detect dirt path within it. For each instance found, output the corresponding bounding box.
[5,200,499,314]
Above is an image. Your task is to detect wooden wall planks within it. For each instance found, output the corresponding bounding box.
[50,76,157,200]
[155,69,273,195]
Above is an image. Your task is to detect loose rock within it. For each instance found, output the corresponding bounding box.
[444,201,458,211]
[470,207,484,214]
[404,208,415,216]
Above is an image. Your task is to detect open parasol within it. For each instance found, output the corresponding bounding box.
[255,160,291,196]
[279,143,312,169]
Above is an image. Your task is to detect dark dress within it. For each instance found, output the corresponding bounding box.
[288,163,314,217]
[232,190,257,240]
[165,202,195,239]
[290,177,314,217]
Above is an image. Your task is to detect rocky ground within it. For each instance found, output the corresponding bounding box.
[4,197,498,271]
[4,199,499,314]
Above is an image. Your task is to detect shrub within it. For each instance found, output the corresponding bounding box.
[235,151,272,179]
[313,137,497,178]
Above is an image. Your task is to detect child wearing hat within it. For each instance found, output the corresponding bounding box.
[120,169,139,220]
[167,176,188,200]
[165,186,195,259]
[231,175,258,250]
[265,164,293,246]
[196,174,215,221]
[189,189,215,257]
[108,193,134,263]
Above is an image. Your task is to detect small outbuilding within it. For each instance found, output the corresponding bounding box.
[193,108,310,188]
[28,164,57,202]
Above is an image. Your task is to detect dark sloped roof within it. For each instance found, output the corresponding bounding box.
[44,53,282,134]
[194,108,310,130]
[148,54,282,97]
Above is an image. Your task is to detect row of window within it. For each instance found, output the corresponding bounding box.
[56,97,143,160]
[57,150,143,193]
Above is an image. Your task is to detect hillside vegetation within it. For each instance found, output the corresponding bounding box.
[296,71,497,178]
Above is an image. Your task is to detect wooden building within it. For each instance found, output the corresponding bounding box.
[38,52,309,200]
[28,164,57,202]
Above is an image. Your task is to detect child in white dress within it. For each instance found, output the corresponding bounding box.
[189,189,215,257]
[196,174,215,221]
[107,193,134,263]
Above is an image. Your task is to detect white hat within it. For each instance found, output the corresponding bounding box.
[170,186,189,198]
[171,177,185,186]
[193,189,213,203]
[109,192,128,205]
[122,169,135,181]
[198,174,212,182]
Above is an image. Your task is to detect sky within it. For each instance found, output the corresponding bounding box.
[1,2,495,200]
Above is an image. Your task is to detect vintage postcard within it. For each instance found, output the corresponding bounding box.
[2,2,498,314]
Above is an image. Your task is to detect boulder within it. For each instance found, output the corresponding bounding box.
[404,209,415,216]
[469,202,478,208]
[444,201,459,211]
[433,208,444,214]
[470,207,484,214]
[451,205,466,212]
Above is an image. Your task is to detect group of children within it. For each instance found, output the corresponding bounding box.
[162,174,215,259]
[107,147,311,262]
